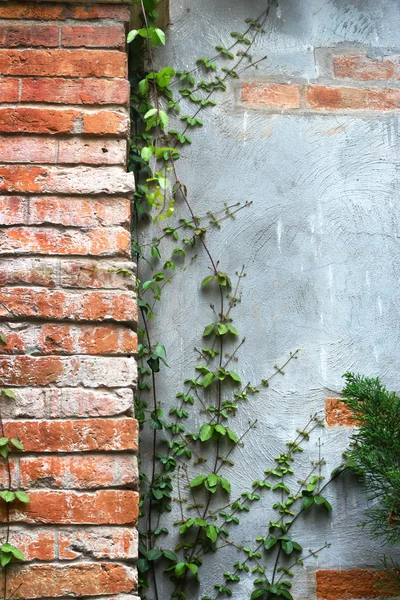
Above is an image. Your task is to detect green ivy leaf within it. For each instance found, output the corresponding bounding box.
[190,475,207,488]
[15,491,30,504]
[202,275,215,286]
[203,372,215,388]
[147,548,163,561]
[199,424,214,442]
[127,29,139,43]
[220,477,231,494]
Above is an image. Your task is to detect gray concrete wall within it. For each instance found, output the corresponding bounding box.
[145,0,400,596]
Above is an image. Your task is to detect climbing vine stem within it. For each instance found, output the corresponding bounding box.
[128,1,340,598]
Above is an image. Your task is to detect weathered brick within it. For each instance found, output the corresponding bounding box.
[49,387,133,418]
[58,138,126,165]
[0,138,126,166]
[0,3,131,21]
[0,526,137,562]
[325,398,355,426]
[0,288,137,322]
[3,528,56,561]
[0,49,127,77]
[0,388,47,419]
[334,54,400,80]
[0,108,128,135]
[21,77,130,105]
[0,25,59,47]
[306,85,400,111]
[59,527,138,560]
[0,165,134,194]
[0,388,133,419]
[0,136,56,163]
[19,454,138,489]
[82,111,130,135]
[0,197,26,225]
[0,258,58,287]
[0,356,137,387]
[60,259,136,289]
[4,418,138,452]
[316,569,397,600]
[5,490,138,525]
[5,562,137,598]
[242,82,301,109]
[0,78,19,102]
[62,25,126,49]
[0,108,79,135]
[29,197,130,227]
[0,258,135,289]
[0,226,130,257]
[0,323,137,355]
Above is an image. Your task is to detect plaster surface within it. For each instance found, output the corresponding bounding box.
[144,0,400,596]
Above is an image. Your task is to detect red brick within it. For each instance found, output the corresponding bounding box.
[29,197,130,227]
[0,356,137,387]
[58,138,126,165]
[60,259,136,289]
[0,108,79,135]
[0,78,20,102]
[47,387,134,418]
[306,85,400,111]
[316,569,397,600]
[5,490,138,525]
[19,455,138,489]
[334,54,400,80]
[0,258,58,287]
[0,108,128,136]
[0,165,134,194]
[5,529,56,561]
[0,136,56,163]
[325,398,356,426]
[0,138,125,165]
[0,387,133,419]
[0,49,127,77]
[4,418,138,452]
[0,323,137,355]
[5,563,137,598]
[242,82,301,109]
[0,258,135,290]
[82,110,130,135]
[0,288,137,321]
[0,226,130,257]
[0,4,131,21]
[59,527,137,560]
[0,197,26,225]
[21,77,130,105]
[62,25,125,49]
[0,24,58,47]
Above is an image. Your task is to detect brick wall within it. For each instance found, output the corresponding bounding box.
[242,48,400,113]
[0,1,138,598]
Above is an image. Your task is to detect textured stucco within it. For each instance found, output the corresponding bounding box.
[144,0,400,597]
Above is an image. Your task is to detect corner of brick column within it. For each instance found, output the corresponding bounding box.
[0,1,139,598]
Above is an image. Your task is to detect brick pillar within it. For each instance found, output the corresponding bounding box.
[0,1,138,598]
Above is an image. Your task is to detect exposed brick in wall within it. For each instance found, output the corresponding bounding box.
[316,569,398,600]
[241,48,400,112]
[0,1,138,598]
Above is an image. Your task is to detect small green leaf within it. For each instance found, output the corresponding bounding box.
[127,29,138,43]
[147,548,163,561]
[15,491,30,504]
[199,424,214,442]
[202,276,215,287]
[220,477,231,493]
[190,475,207,488]
[203,372,215,388]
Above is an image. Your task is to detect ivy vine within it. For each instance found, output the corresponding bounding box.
[0,335,29,600]
[128,1,341,598]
